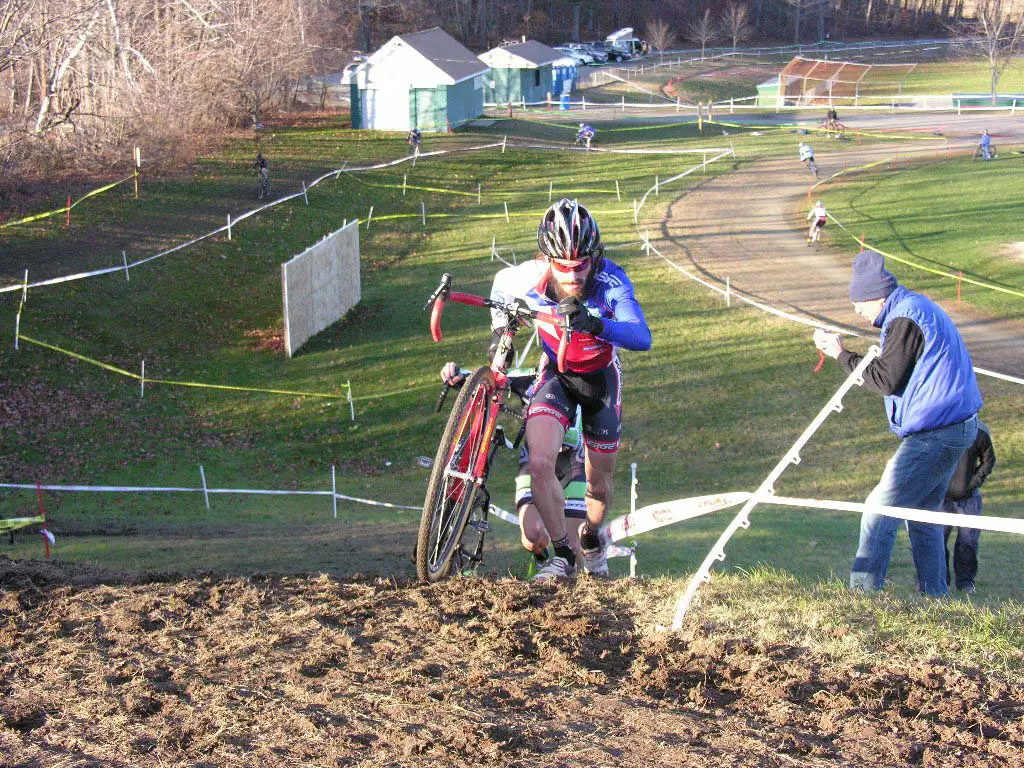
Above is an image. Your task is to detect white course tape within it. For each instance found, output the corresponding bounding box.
[605,492,752,541]
[0,482,420,511]
[763,494,1024,535]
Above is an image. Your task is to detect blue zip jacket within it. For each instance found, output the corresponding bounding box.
[876,285,982,437]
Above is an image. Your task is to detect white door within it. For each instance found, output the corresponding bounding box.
[361,88,409,131]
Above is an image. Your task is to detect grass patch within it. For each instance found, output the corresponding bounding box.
[815,153,1024,315]
[2,115,1021,627]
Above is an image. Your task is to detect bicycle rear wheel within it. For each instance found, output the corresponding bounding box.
[416,367,495,582]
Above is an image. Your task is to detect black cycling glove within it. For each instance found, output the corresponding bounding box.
[557,297,604,337]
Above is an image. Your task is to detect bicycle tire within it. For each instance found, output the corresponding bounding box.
[416,366,495,582]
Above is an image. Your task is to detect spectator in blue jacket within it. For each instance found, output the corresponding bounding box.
[812,250,983,597]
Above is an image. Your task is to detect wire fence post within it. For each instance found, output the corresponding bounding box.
[403,174,407,195]
[347,380,355,422]
[122,251,130,281]
[615,179,621,202]
[491,236,496,260]
[502,135,507,153]
[302,180,309,205]
[477,183,481,205]
[140,360,145,398]
[331,464,337,519]
[582,95,586,111]
[548,180,553,202]
[633,198,638,224]
[421,201,426,226]
[65,195,71,227]
[622,95,625,112]
[133,146,141,199]
[366,206,373,229]
[655,175,659,196]
[226,214,232,240]
[199,465,210,510]
[503,201,510,223]
[726,276,731,307]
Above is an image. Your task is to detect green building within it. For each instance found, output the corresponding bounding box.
[350,28,488,132]
[479,41,561,106]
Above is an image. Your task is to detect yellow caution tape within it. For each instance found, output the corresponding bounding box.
[818,162,1024,300]
[343,172,479,198]
[0,516,45,534]
[0,174,134,230]
[17,334,351,399]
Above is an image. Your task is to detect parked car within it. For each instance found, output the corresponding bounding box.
[554,46,592,66]
[587,41,625,62]
[565,45,597,65]
[573,43,602,63]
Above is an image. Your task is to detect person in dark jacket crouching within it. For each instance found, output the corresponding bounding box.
[942,422,995,594]
[812,250,982,597]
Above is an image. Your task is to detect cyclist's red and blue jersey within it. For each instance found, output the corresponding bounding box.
[489,258,651,374]
[490,258,650,454]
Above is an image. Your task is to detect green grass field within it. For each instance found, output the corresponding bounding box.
[814,152,1024,315]
[2,108,1023,670]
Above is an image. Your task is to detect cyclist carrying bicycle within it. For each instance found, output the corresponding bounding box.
[439,359,588,568]
[486,199,651,580]
[576,122,596,150]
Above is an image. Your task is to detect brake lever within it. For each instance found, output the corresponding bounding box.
[424,273,452,311]
[435,383,451,413]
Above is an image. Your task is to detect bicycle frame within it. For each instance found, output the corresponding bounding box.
[426,273,569,489]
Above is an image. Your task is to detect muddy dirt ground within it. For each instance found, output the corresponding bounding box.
[2,558,1022,766]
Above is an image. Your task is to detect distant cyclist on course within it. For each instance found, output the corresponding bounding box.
[806,200,828,245]
[576,122,596,150]
[799,141,818,177]
[253,152,270,199]
[489,199,651,580]
[978,129,993,160]
[408,127,423,152]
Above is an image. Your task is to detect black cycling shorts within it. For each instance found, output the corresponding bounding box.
[526,358,622,454]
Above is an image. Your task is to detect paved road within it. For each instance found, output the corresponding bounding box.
[654,112,1024,379]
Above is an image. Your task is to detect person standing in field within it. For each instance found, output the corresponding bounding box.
[813,250,982,597]
[254,153,270,199]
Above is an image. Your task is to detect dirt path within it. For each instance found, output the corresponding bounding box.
[2,560,1021,766]
[655,115,1024,379]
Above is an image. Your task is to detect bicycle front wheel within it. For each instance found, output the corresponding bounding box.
[416,367,495,582]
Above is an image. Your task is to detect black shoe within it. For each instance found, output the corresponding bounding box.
[958,581,976,594]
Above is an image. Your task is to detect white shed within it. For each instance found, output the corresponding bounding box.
[351,28,489,132]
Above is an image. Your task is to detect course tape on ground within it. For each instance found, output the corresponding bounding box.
[0,482,421,511]
[0,174,135,230]
[16,333,350,399]
[816,160,1024,300]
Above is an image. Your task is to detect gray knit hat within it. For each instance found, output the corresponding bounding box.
[849,249,897,302]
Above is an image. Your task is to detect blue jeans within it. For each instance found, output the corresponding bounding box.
[850,415,978,597]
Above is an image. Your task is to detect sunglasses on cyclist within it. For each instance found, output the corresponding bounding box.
[548,256,592,274]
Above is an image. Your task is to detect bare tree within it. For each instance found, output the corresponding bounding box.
[721,2,753,52]
[646,19,676,52]
[685,9,718,61]
[953,0,1024,105]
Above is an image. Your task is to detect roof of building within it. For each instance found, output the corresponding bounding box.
[479,41,562,68]
[398,28,488,83]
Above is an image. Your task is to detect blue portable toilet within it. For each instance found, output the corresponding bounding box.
[551,56,577,98]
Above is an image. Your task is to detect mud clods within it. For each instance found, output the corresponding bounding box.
[1,559,1021,765]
